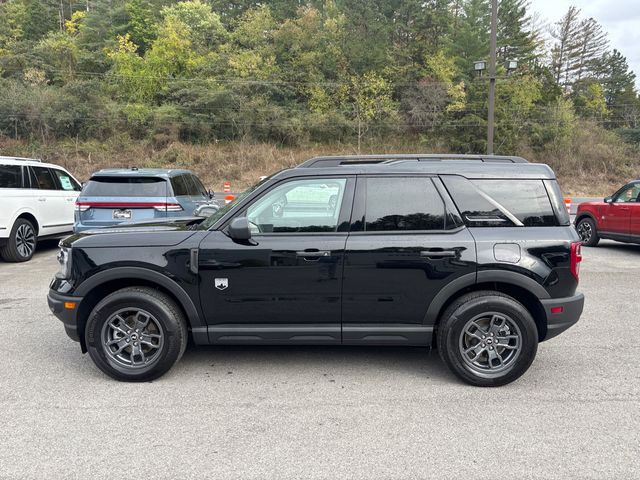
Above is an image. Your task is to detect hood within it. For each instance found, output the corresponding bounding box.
[62,217,205,248]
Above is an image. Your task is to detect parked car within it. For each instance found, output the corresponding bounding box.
[74,168,218,232]
[0,156,81,262]
[575,180,640,246]
[48,154,584,386]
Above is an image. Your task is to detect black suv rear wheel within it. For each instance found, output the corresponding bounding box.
[85,287,188,382]
[437,291,538,387]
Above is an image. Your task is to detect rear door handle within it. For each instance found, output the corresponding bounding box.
[296,250,331,261]
[420,250,457,259]
[38,197,46,202]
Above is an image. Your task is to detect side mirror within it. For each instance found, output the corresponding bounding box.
[208,189,215,200]
[228,217,252,241]
[604,196,613,203]
[194,204,219,218]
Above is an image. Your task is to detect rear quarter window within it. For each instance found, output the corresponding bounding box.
[0,165,23,188]
[442,176,559,227]
[83,177,168,197]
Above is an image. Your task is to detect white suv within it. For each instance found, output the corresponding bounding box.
[0,157,81,262]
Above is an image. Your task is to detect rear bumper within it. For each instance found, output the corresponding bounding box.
[540,293,585,341]
[47,289,83,342]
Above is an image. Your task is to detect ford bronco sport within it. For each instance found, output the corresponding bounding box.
[48,154,584,386]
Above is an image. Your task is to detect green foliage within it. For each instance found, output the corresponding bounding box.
[0,0,638,157]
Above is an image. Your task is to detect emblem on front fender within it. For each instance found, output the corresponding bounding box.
[215,278,229,290]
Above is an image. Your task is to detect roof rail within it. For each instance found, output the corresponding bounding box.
[0,155,41,163]
[298,154,528,168]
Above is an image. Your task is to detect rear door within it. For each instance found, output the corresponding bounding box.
[625,184,640,241]
[341,175,476,344]
[30,166,71,235]
[77,176,170,229]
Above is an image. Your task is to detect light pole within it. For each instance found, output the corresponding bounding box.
[487,0,498,155]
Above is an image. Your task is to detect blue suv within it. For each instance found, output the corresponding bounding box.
[74,168,218,232]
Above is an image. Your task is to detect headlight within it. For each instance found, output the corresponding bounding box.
[56,243,72,278]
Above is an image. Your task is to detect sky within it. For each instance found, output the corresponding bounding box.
[532,0,640,84]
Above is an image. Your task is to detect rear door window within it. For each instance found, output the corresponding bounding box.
[170,175,190,196]
[361,177,447,231]
[83,177,168,197]
[32,166,57,190]
[0,165,23,188]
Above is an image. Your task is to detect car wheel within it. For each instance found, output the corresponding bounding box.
[85,287,188,382]
[0,218,37,262]
[437,291,538,387]
[576,217,599,246]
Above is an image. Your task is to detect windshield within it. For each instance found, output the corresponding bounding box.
[198,176,271,230]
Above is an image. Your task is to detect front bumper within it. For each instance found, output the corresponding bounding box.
[540,292,585,341]
[47,289,83,342]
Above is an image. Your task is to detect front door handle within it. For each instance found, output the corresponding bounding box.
[420,249,457,259]
[296,250,331,261]
[38,197,46,202]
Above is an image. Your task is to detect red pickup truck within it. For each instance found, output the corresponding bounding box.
[575,181,640,246]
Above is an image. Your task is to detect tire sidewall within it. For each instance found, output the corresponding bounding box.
[86,290,184,381]
[442,296,538,387]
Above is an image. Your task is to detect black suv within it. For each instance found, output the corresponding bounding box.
[48,155,584,386]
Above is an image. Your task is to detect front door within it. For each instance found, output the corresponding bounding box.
[602,183,640,237]
[198,176,354,344]
[342,176,476,344]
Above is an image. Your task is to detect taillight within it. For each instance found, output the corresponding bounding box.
[570,241,582,281]
[74,201,183,212]
[156,203,183,212]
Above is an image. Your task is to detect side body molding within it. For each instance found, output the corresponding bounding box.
[74,267,208,343]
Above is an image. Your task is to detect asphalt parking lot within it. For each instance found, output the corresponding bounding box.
[1,239,639,479]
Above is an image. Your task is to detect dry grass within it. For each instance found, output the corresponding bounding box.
[1,127,638,196]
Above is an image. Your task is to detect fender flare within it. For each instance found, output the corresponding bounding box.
[575,211,597,225]
[74,267,205,331]
[423,270,550,325]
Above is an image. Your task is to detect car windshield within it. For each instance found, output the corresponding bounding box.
[198,176,273,230]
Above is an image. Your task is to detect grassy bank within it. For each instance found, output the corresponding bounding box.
[1,127,638,196]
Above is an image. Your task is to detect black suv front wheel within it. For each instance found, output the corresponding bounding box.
[85,287,188,382]
[437,291,538,387]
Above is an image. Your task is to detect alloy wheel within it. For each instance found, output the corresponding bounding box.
[459,312,522,378]
[15,223,35,259]
[101,308,165,369]
[577,221,592,243]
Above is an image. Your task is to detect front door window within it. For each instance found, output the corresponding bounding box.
[246,178,347,233]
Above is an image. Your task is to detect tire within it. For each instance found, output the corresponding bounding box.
[436,291,539,387]
[85,287,188,382]
[0,218,37,262]
[575,217,599,247]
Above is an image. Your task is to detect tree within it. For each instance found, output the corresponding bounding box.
[497,0,538,66]
[550,6,580,86]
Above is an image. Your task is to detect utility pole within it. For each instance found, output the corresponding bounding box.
[487,0,498,155]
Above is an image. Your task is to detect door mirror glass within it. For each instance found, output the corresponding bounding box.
[228,217,252,241]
